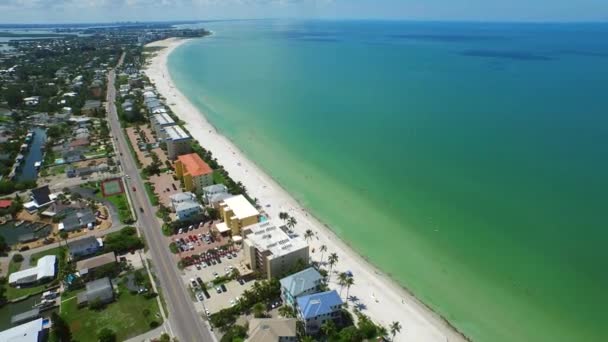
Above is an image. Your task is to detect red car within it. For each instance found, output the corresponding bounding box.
[132,186,136,192]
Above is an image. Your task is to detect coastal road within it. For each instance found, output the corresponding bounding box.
[106,54,214,342]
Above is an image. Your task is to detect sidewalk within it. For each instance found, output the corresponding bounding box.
[124,324,166,342]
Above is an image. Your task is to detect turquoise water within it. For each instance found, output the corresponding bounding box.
[169,20,608,342]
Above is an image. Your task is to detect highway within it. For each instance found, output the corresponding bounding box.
[106,54,214,342]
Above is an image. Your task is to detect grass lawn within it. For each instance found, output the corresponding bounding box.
[144,182,159,206]
[8,259,22,274]
[61,283,162,342]
[102,193,133,223]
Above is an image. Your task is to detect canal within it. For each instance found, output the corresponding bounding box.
[0,294,57,330]
[16,126,46,182]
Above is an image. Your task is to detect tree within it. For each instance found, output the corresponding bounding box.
[304,229,314,242]
[319,244,327,265]
[98,328,117,342]
[59,231,69,247]
[12,253,23,263]
[158,333,171,342]
[338,272,348,296]
[50,312,72,342]
[344,276,354,301]
[320,319,337,338]
[390,321,402,341]
[287,216,297,230]
[327,253,339,281]
[279,212,289,222]
[0,236,7,255]
[278,305,296,318]
[252,302,266,318]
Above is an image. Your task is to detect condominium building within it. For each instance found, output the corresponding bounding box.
[175,153,214,193]
[163,125,192,160]
[217,194,259,235]
[151,113,175,138]
[242,221,309,279]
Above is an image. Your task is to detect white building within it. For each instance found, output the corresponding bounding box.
[163,125,192,160]
[8,255,57,286]
[0,318,51,342]
[242,221,309,279]
[151,113,176,138]
[170,192,203,220]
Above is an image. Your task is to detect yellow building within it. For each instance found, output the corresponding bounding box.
[174,153,214,193]
[216,194,259,235]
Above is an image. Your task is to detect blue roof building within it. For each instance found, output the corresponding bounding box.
[296,290,343,334]
[280,267,323,306]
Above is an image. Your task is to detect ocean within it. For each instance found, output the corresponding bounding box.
[168,20,608,342]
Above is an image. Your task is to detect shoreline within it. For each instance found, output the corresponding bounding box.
[144,37,469,342]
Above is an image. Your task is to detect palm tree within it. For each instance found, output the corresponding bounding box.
[300,335,314,342]
[279,212,289,222]
[287,216,297,230]
[319,244,327,265]
[390,321,402,341]
[59,231,68,247]
[304,229,314,242]
[337,272,348,296]
[320,319,337,338]
[344,276,354,301]
[252,302,266,318]
[327,253,339,281]
[377,326,388,339]
[278,305,296,318]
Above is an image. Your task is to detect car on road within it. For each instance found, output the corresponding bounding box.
[139,207,144,213]
[132,186,136,191]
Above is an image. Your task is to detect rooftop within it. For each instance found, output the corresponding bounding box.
[296,290,343,320]
[280,267,323,297]
[248,318,297,342]
[222,194,259,220]
[0,317,45,342]
[243,221,307,259]
[177,153,213,177]
[152,113,175,126]
[8,255,57,285]
[163,125,190,141]
[75,251,116,273]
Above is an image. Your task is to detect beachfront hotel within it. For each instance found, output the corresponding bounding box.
[216,194,259,236]
[241,220,309,279]
[163,125,192,160]
[174,153,214,193]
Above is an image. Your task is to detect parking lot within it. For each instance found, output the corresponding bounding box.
[181,249,254,315]
[170,222,228,260]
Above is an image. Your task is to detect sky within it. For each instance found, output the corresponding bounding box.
[0,0,606,24]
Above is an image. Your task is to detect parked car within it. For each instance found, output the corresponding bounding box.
[197,293,205,301]
[220,284,227,292]
[190,279,198,288]
[238,278,245,285]
[215,287,222,294]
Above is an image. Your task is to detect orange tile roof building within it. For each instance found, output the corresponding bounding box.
[175,153,214,193]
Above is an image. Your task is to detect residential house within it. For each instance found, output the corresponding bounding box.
[217,195,259,236]
[58,209,97,232]
[163,126,192,160]
[296,290,343,334]
[23,185,55,212]
[170,192,203,220]
[280,268,323,307]
[75,252,117,277]
[0,317,51,342]
[174,153,213,192]
[81,100,102,116]
[8,255,57,287]
[247,318,297,342]
[68,236,103,259]
[77,277,115,306]
[202,184,229,205]
[242,220,309,279]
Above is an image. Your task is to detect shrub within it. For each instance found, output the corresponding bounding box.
[12,254,23,263]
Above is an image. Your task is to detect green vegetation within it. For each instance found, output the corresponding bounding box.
[144,182,159,206]
[60,282,162,342]
[220,324,248,342]
[104,226,144,254]
[8,255,22,274]
[103,193,133,223]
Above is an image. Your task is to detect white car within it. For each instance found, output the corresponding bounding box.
[230,299,235,306]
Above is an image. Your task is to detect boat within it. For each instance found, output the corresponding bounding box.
[34,161,42,169]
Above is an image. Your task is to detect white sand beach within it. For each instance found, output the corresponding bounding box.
[145,37,468,342]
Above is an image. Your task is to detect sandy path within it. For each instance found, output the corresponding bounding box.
[144,37,468,342]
